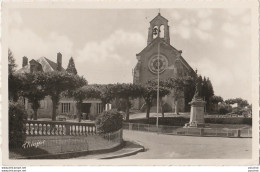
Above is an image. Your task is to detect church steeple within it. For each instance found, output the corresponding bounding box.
[147,13,170,45]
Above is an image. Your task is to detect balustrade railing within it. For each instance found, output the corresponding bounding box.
[25,120,96,136]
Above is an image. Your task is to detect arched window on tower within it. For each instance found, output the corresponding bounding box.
[159,25,165,38]
[152,26,159,39]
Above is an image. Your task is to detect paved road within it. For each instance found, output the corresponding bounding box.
[122,130,252,159]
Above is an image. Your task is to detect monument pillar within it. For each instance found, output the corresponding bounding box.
[185,98,206,128]
[184,80,206,128]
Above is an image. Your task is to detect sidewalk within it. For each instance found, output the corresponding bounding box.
[74,140,144,159]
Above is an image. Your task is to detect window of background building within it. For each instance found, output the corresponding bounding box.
[62,103,71,113]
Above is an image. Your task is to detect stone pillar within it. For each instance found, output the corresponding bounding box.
[165,25,170,43]
[22,56,28,67]
[147,27,153,45]
[185,98,206,128]
[57,52,62,71]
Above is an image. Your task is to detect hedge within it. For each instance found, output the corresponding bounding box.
[9,101,27,149]
[128,117,252,126]
[95,109,123,134]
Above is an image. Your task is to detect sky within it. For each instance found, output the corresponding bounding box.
[7,8,252,102]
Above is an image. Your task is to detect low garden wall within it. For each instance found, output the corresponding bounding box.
[128,117,252,126]
[123,122,252,138]
[9,120,123,159]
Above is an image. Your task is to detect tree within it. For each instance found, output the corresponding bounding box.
[218,103,231,115]
[196,75,203,97]
[210,95,223,104]
[9,74,24,102]
[8,49,17,75]
[39,71,87,121]
[165,76,196,115]
[209,95,223,113]
[111,83,143,121]
[225,98,249,108]
[91,84,114,108]
[66,57,77,75]
[66,85,101,122]
[142,80,170,119]
[203,78,214,111]
[8,49,21,102]
[165,77,186,115]
[201,77,208,100]
[183,76,196,111]
[22,72,48,120]
[194,75,214,112]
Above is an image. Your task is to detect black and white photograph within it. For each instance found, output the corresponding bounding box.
[2,0,259,166]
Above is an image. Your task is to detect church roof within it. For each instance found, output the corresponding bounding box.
[136,37,196,76]
[16,56,65,74]
[150,13,168,23]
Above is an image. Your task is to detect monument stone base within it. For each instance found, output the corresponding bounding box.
[184,97,206,128]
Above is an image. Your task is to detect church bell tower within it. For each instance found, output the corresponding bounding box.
[147,13,170,45]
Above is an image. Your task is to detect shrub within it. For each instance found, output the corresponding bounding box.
[219,106,229,115]
[95,109,123,134]
[218,103,231,115]
[9,101,27,149]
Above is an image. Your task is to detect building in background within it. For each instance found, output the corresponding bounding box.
[15,53,104,120]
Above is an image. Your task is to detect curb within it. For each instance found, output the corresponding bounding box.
[99,140,145,159]
[100,148,144,159]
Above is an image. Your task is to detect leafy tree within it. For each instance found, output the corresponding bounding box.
[111,83,143,121]
[22,72,48,120]
[165,76,196,115]
[38,71,87,121]
[225,98,249,108]
[9,74,24,102]
[142,80,170,119]
[210,95,223,104]
[183,76,196,111]
[218,103,231,115]
[165,78,183,115]
[201,77,208,100]
[8,49,21,102]
[196,75,203,97]
[66,85,101,122]
[193,75,214,112]
[206,78,214,97]
[204,78,214,111]
[66,57,77,75]
[91,84,115,107]
[8,49,17,75]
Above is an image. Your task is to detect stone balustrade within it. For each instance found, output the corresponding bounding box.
[25,120,96,136]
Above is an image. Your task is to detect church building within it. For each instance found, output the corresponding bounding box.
[133,13,197,112]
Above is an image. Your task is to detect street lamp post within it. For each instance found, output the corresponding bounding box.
[152,26,162,128]
[156,42,162,128]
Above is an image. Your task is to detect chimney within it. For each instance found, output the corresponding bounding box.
[22,56,28,67]
[57,52,62,71]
